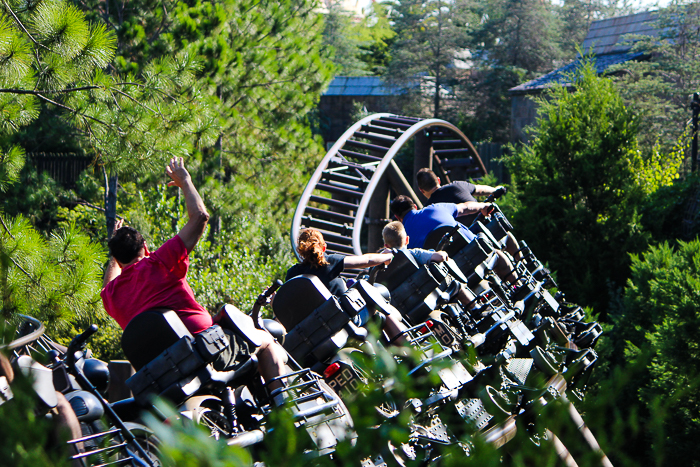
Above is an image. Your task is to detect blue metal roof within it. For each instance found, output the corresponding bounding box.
[323,76,403,96]
[509,51,646,94]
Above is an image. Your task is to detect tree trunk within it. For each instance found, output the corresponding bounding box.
[208,133,223,245]
[104,168,118,240]
[434,72,440,118]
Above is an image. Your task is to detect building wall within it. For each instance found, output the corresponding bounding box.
[318,95,403,147]
[510,94,540,143]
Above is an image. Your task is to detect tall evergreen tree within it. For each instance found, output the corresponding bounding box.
[458,0,562,142]
[358,2,396,76]
[322,0,371,76]
[83,0,334,233]
[504,61,649,315]
[384,0,474,118]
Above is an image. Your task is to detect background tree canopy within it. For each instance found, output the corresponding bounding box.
[2,0,700,465]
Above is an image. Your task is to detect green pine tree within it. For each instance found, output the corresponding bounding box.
[322,0,370,76]
[504,60,650,316]
[384,0,474,118]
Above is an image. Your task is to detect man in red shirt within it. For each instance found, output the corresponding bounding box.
[102,157,286,390]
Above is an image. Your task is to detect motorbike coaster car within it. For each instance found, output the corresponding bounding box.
[274,277,489,460]
[121,305,354,456]
[6,315,159,467]
[372,249,463,329]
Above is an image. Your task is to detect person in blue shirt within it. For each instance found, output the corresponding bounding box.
[416,168,521,259]
[390,195,515,282]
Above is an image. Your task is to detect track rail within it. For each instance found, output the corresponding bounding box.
[292,114,487,258]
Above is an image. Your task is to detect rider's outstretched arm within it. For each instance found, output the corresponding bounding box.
[343,252,393,269]
[456,201,493,217]
[166,157,210,254]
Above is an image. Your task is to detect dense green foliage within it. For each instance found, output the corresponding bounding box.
[2,0,700,465]
[504,62,650,314]
[587,240,700,466]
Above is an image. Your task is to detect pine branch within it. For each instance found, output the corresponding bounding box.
[0,214,41,286]
[0,86,100,94]
[71,199,126,220]
[31,92,117,130]
[2,0,55,54]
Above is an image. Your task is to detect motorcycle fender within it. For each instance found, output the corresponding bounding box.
[123,422,155,435]
[181,395,221,421]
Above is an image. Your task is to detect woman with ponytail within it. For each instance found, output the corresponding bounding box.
[286,228,393,295]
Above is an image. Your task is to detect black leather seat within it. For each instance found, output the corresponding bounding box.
[422,225,457,251]
[121,309,192,372]
[273,275,331,330]
[122,309,259,405]
[374,250,451,324]
[274,276,361,366]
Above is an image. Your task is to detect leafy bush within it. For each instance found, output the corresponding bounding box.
[504,60,650,316]
[590,240,700,466]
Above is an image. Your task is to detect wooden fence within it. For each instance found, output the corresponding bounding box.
[27,153,94,186]
[476,142,508,183]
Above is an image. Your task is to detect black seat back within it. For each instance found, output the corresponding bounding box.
[121,309,192,371]
[374,250,421,291]
[422,225,456,251]
[375,250,449,324]
[273,275,332,330]
[482,206,513,243]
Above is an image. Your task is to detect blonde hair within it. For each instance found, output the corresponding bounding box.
[297,228,329,268]
[382,221,406,249]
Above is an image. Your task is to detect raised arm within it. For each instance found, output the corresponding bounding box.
[166,157,210,254]
[103,218,124,288]
[343,252,394,269]
[473,184,497,196]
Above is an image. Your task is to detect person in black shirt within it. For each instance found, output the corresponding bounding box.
[286,228,407,341]
[416,168,520,259]
[286,228,394,294]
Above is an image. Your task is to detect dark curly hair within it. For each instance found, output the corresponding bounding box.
[108,227,145,265]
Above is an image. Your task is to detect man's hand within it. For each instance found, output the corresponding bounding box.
[165,157,191,189]
[431,251,449,263]
[480,203,495,216]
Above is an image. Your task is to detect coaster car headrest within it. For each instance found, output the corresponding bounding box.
[272,275,332,330]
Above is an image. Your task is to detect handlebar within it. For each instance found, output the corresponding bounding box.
[436,225,461,251]
[251,280,283,329]
[68,324,98,353]
[485,186,507,203]
[469,186,507,228]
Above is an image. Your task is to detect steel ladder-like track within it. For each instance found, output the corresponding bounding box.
[291,113,488,261]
